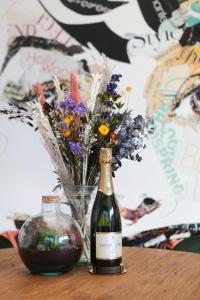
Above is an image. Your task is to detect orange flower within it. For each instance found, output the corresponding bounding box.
[98,124,110,136]
[110,132,117,140]
[64,115,75,124]
[64,129,71,137]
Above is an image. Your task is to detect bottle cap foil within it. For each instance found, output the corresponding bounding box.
[99,148,112,163]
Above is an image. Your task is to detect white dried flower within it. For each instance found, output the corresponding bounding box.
[87,73,102,112]
[53,75,64,101]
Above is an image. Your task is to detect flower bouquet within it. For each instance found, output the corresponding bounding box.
[0,62,154,263]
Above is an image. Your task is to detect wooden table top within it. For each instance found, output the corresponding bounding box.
[0,247,200,300]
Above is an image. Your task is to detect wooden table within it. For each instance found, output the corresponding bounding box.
[0,247,200,300]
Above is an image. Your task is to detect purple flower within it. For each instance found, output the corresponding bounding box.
[69,142,87,157]
[64,94,76,107]
[55,120,69,129]
[107,82,117,95]
[106,100,114,108]
[101,112,111,119]
[111,74,122,82]
[60,95,76,114]
[106,74,122,95]
[69,142,80,154]
[111,112,154,173]
[73,102,87,117]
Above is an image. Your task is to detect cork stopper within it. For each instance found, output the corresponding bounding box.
[42,195,60,204]
[99,148,112,163]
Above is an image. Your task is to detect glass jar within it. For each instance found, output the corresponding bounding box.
[18,195,83,275]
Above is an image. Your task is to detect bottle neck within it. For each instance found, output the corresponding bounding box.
[98,162,114,195]
[41,202,60,216]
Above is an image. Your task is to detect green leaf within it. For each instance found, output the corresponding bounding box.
[116,102,124,109]
[112,94,121,101]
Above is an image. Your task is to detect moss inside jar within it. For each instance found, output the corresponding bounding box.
[18,195,83,275]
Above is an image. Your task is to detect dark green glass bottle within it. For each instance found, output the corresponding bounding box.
[90,148,122,274]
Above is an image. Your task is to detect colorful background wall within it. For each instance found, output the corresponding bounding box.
[1,0,200,249]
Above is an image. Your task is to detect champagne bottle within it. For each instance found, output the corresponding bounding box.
[90,148,124,275]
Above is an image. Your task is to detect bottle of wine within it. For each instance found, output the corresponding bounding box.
[90,148,125,275]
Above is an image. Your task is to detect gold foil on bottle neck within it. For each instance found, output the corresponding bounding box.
[42,195,60,204]
[98,148,114,195]
[99,148,112,164]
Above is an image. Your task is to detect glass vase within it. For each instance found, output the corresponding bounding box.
[62,185,95,265]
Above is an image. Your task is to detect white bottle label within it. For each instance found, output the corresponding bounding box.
[96,232,122,260]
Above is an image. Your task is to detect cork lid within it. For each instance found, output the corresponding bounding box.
[42,195,60,203]
[99,148,112,163]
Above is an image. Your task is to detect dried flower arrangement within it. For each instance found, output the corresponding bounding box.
[0,64,154,189]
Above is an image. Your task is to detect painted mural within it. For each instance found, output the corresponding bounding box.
[1,0,200,251]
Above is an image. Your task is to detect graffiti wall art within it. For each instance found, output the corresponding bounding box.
[1,0,200,251]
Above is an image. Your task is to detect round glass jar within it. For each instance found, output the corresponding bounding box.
[18,195,83,275]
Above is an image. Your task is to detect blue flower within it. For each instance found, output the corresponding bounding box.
[106,100,114,108]
[107,82,117,95]
[111,74,122,82]
[107,74,122,95]
[101,112,111,119]
[73,102,87,117]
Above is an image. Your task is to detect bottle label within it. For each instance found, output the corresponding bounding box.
[96,232,122,260]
